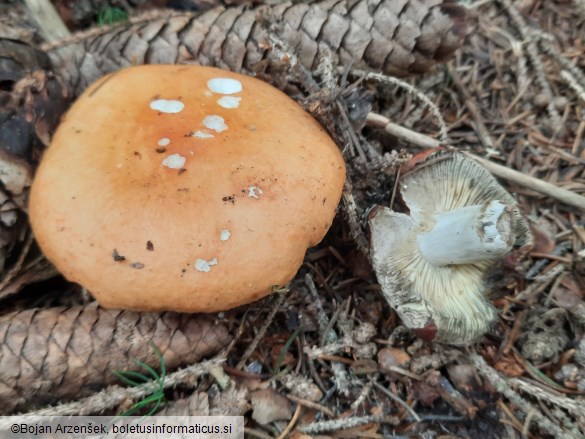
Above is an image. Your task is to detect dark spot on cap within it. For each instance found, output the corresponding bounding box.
[146,241,154,251]
[134,151,142,159]
[130,262,145,269]
[222,195,235,204]
[155,147,166,153]
[112,249,126,262]
[178,168,187,175]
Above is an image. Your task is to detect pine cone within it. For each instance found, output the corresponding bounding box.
[46,0,468,96]
[0,302,231,414]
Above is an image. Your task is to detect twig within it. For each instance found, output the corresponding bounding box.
[523,409,537,439]
[526,242,572,279]
[471,353,577,439]
[277,403,302,439]
[365,111,585,211]
[366,113,440,149]
[463,153,585,211]
[306,342,347,359]
[498,0,562,129]
[351,69,449,143]
[449,66,496,151]
[287,394,335,418]
[319,301,345,347]
[371,380,421,422]
[341,179,369,254]
[561,70,585,103]
[538,33,585,90]
[331,362,351,397]
[304,273,332,343]
[514,264,565,301]
[236,290,288,370]
[351,381,373,410]
[509,378,585,420]
[298,414,398,434]
[498,400,527,434]
[0,358,224,423]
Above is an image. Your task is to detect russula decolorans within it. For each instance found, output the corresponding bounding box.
[369,150,532,344]
[29,65,346,312]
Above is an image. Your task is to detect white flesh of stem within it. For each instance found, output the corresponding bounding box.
[417,200,515,266]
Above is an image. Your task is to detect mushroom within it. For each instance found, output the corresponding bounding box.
[29,65,346,312]
[369,150,532,344]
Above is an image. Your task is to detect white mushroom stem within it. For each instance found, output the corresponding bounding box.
[417,200,516,266]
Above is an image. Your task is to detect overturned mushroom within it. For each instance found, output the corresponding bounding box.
[369,150,532,344]
[29,65,346,313]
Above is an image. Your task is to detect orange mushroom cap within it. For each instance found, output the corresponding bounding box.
[29,65,346,312]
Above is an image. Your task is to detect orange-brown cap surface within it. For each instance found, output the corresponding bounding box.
[29,65,346,312]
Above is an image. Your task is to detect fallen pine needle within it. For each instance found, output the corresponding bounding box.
[286,394,335,418]
[277,403,302,439]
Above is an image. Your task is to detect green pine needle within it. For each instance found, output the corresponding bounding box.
[273,325,302,375]
[96,6,128,26]
[114,343,167,417]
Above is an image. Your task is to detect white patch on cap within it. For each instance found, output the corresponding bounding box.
[150,99,184,114]
[162,153,186,169]
[192,130,214,139]
[208,78,243,95]
[195,258,218,272]
[217,96,241,109]
[203,115,228,133]
[220,229,231,241]
[158,137,171,146]
[247,186,264,199]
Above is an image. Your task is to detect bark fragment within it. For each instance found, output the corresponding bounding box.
[0,302,231,414]
[45,0,468,96]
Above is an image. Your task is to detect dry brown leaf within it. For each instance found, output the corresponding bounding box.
[210,384,250,416]
[251,388,294,424]
[413,380,441,407]
[377,347,411,372]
